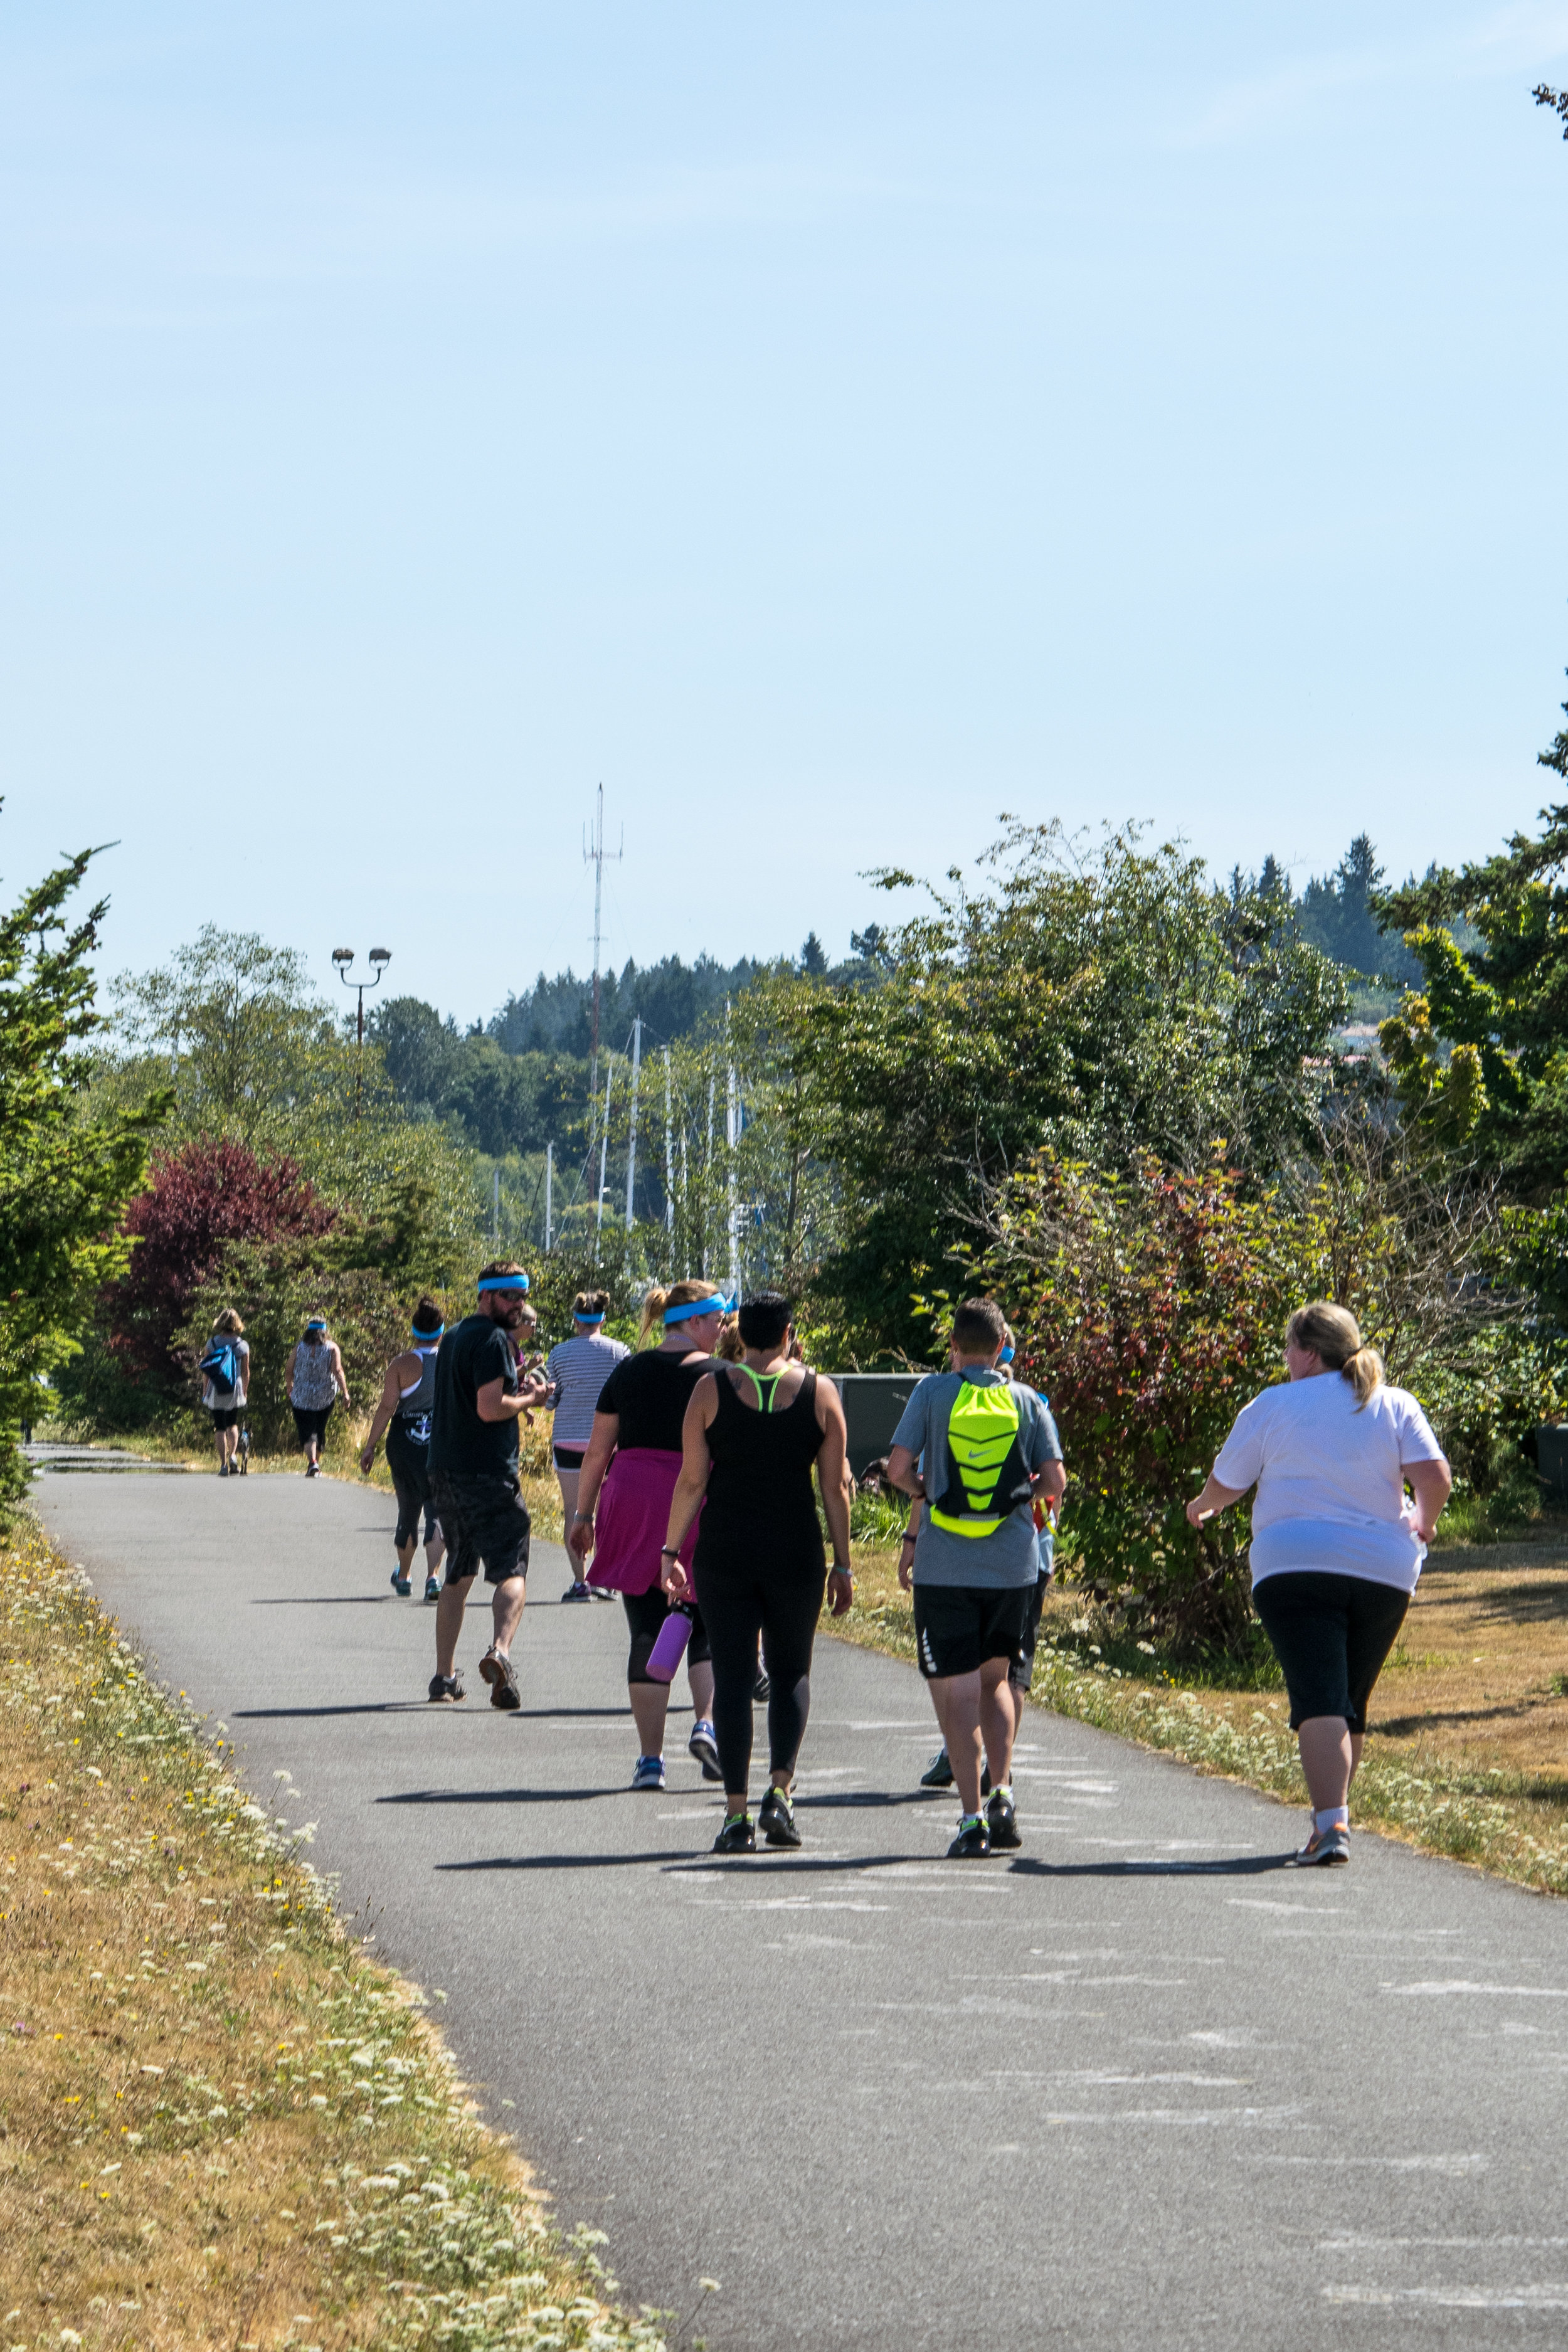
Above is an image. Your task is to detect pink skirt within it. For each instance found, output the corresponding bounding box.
[587,1448,701,1597]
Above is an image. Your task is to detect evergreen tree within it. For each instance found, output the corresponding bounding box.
[0,832,167,1496]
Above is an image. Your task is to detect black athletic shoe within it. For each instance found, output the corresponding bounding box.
[758,1786,802,1848]
[428,1673,465,1703]
[986,1786,1022,1850]
[919,1746,954,1789]
[479,1648,521,1710]
[561,1581,592,1603]
[948,1813,992,1859]
[753,1669,771,1703]
[712,1811,756,1854]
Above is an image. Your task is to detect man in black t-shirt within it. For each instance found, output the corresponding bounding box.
[427,1261,548,1708]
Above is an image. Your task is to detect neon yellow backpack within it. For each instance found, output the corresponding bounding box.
[928,1379,1032,1539]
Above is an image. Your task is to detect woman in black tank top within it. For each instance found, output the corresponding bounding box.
[661,1293,853,1854]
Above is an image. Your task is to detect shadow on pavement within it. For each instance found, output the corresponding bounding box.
[1006,1853,1296,1878]
[379,1786,638,1806]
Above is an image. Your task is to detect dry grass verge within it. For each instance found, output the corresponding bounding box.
[0,1522,664,2352]
[839,1536,1568,1899]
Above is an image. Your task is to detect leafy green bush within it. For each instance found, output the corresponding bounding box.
[967,1148,1298,1655]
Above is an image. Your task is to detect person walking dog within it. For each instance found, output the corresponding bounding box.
[426,1262,547,1708]
[1187,1301,1451,1865]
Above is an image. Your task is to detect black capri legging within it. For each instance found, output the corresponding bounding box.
[292,1403,333,1449]
[694,1557,826,1794]
[385,1421,440,1549]
[622,1584,711,1683]
[1251,1571,1410,1734]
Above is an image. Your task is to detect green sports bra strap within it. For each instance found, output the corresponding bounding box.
[736,1364,787,1414]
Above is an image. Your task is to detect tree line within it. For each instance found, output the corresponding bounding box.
[8,755,1566,1651]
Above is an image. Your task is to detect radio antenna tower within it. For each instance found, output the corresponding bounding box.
[583,783,623,1118]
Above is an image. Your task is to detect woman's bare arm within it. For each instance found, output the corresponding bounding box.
[1405,1455,1452,1543]
[360,1357,412,1470]
[661,1377,718,1601]
[566,1412,621,1565]
[815,1379,854,1615]
[1185,1473,1247,1528]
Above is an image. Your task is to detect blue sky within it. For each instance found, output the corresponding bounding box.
[3,3,1567,1026]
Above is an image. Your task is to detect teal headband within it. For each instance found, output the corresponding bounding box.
[305,1318,327,1331]
[573,1312,605,1326]
[478,1273,530,1294]
[664,1294,731,1325]
[413,1323,444,1342]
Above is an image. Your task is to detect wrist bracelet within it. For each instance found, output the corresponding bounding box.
[660,1545,680,1559]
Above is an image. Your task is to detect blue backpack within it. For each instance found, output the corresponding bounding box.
[199,1338,240,1396]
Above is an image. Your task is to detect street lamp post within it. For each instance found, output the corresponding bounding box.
[332,946,391,1117]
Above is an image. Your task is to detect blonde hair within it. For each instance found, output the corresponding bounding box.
[714,1315,746,1362]
[1286,1300,1384,1407]
[640,1279,724,1343]
[213,1307,244,1337]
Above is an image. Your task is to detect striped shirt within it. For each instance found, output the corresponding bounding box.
[545,1332,631,1449]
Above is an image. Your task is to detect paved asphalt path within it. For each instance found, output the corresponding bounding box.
[33,1468,1568,2349]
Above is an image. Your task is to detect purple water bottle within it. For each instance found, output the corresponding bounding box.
[645,1604,694,1683]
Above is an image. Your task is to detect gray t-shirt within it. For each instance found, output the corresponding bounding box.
[893,1367,1062,1589]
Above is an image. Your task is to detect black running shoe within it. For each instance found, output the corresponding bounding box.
[758,1786,802,1848]
[919,1746,954,1789]
[561,1581,592,1603]
[948,1813,992,1859]
[427,1673,465,1703]
[479,1648,521,1710]
[986,1786,1022,1850]
[712,1811,756,1854]
[753,1669,771,1703]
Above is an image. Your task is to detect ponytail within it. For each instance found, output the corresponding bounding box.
[640,1276,729,1343]
[1285,1300,1384,1409]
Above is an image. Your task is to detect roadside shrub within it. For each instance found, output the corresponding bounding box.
[103,1137,336,1395]
[963,1148,1299,1655]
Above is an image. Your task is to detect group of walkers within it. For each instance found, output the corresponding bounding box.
[203,1266,1453,1866]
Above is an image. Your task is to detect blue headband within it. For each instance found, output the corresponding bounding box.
[999,1345,1014,1365]
[413,1323,444,1342]
[664,1294,730,1325]
[573,1312,605,1325]
[305,1318,327,1331]
[478,1273,530,1293]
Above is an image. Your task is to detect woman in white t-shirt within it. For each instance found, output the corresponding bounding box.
[1187,1300,1451,1867]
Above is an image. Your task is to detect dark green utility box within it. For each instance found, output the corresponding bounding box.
[827,1372,924,1479]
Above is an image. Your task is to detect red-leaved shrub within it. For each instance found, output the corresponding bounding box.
[106,1138,337,1389]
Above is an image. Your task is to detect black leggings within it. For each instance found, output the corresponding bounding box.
[1252,1571,1410,1733]
[622,1585,712,1684]
[694,1557,826,1794]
